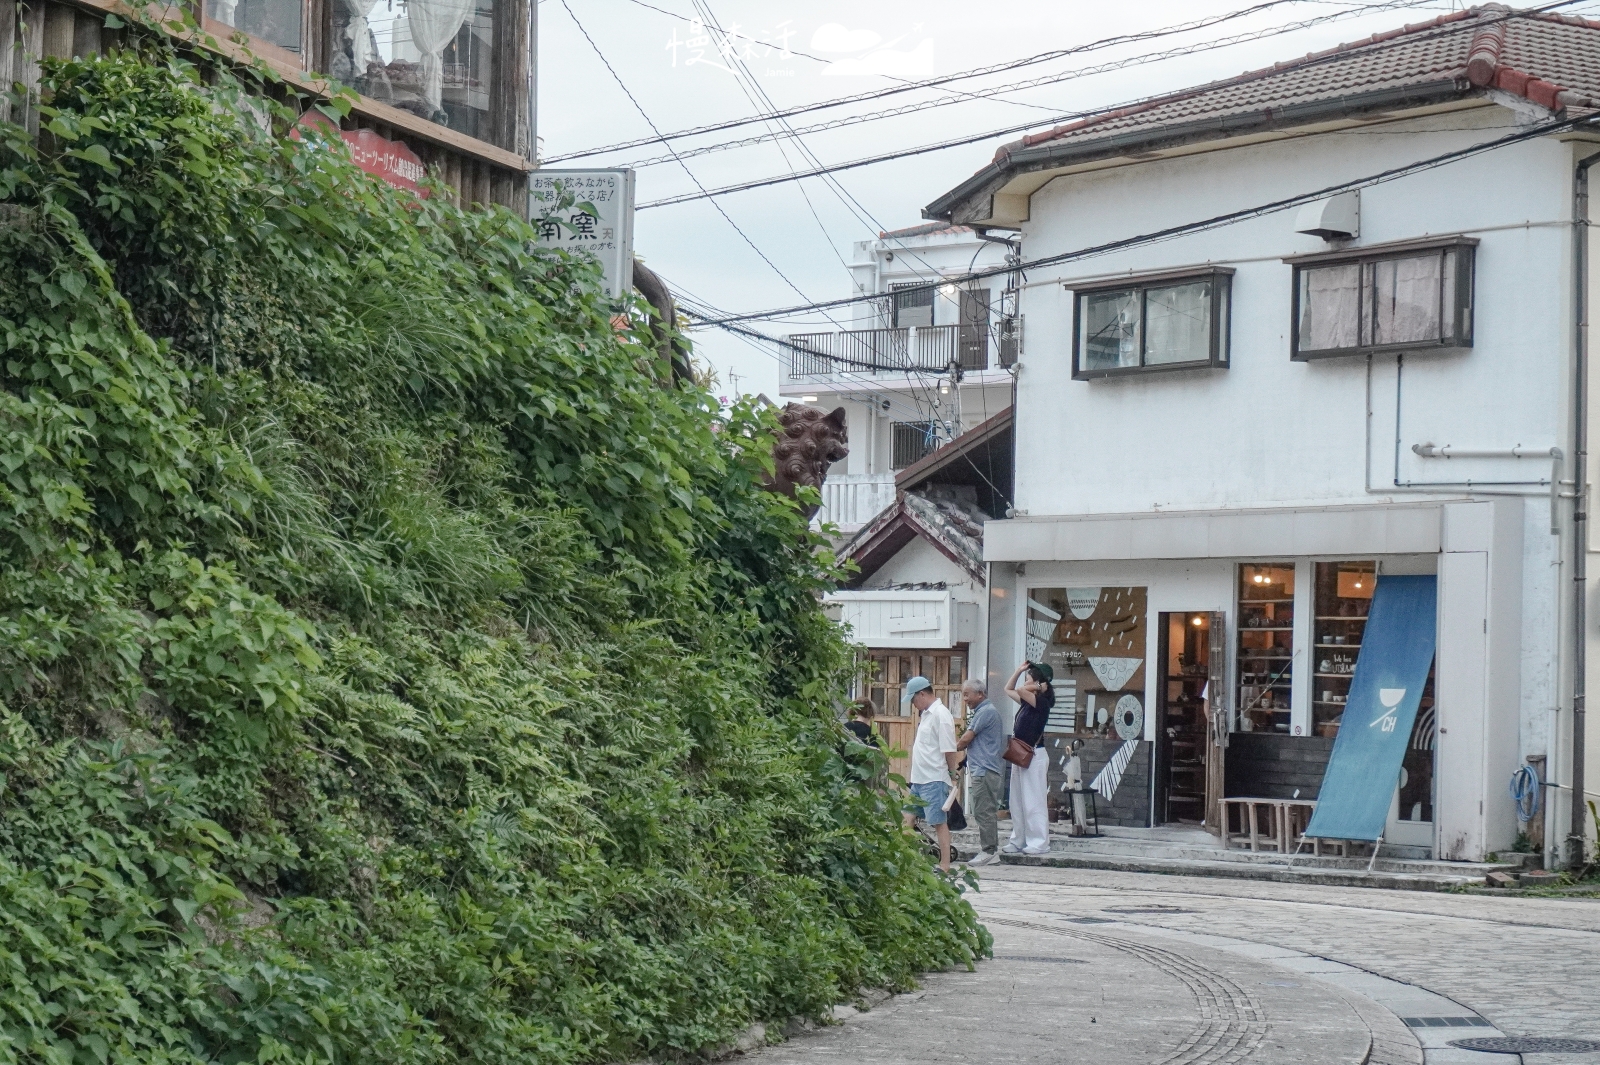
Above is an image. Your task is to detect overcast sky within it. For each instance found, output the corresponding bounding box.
[535,0,1584,401]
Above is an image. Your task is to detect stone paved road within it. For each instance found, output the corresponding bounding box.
[753,866,1600,1065]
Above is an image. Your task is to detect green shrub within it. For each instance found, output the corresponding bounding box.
[0,37,987,1065]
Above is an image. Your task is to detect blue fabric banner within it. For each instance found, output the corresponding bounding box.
[1304,575,1437,842]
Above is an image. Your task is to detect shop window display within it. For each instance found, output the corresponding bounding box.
[332,0,495,135]
[1025,587,1148,738]
[1312,561,1374,736]
[1236,563,1294,733]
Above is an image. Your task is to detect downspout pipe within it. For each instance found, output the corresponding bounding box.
[1569,150,1600,871]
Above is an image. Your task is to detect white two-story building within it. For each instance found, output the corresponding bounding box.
[780,223,1018,535]
[923,3,1600,864]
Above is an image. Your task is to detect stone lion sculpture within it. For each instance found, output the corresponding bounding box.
[765,404,848,517]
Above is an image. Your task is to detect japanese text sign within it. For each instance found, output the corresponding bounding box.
[530,169,635,301]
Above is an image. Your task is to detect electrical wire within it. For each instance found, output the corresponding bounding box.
[557,0,849,326]
[684,0,961,421]
[548,0,1435,162]
[610,0,1443,170]
[693,109,1590,326]
[634,3,1571,211]
[637,111,1077,209]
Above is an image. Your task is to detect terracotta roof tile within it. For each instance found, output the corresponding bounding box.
[997,5,1600,163]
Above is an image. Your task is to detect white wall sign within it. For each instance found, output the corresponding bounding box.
[530,169,635,301]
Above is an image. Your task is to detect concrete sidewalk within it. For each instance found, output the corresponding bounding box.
[950,823,1531,891]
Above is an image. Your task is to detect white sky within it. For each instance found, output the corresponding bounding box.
[535,0,1594,402]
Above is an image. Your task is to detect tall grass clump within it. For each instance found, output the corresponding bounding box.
[0,33,987,1065]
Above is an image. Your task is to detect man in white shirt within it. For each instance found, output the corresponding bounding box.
[903,676,960,872]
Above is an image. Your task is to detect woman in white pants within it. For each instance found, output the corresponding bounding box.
[1003,661,1054,856]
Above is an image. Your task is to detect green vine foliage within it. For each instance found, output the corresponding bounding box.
[0,36,988,1065]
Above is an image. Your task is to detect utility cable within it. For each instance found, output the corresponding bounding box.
[547,0,1441,162]
[687,0,957,421]
[611,0,1441,170]
[694,111,1590,325]
[635,2,1573,211]
[557,0,842,323]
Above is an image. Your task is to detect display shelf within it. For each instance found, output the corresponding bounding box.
[1243,626,1294,632]
[1241,598,1295,605]
[1314,642,1361,649]
[1316,615,1369,621]
[1314,672,1356,678]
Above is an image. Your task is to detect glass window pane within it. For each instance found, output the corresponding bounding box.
[891,285,934,328]
[1080,289,1140,371]
[209,0,303,54]
[1217,278,1230,365]
[1372,253,1442,345]
[1297,264,1361,351]
[1143,280,1212,365]
[1440,248,1460,343]
[354,0,495,136]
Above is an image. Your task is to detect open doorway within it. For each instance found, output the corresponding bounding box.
[1154,612,1211,825]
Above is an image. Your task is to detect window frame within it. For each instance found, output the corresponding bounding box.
[1070,267,1234,380]
[1286,236,1476,362]
[890,282,936,329]
[891,420,939,469]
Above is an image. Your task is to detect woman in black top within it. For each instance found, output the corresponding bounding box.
[1003,661,1055,855]
[844,697,881,747]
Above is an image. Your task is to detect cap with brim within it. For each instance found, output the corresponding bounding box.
[1031,662,1055,685]
[902,676,932,706]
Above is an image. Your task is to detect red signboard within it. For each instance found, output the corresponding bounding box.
[293,111,428,197]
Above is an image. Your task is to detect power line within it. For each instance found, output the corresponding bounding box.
[637,111,1075,210]
[686,0,959,420]
[546,0,1424,163]
[635,3,1568,212]
[695,111,1590,326]
[556,0,842,324]
[613,0,1442,170]
[617,0,1065,114]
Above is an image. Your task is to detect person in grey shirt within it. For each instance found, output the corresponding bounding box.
[956,678,1004,865]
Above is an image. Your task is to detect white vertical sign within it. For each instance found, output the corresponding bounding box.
[529,169,635,301]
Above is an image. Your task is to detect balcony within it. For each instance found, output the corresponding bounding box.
[782,319,1021,386]
[814,473,897,533]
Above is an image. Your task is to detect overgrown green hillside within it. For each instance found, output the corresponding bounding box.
[0,38,987,1064]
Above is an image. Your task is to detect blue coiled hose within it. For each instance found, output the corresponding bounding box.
[1509,765,1542,823]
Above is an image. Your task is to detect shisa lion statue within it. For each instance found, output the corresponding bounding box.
[765,404,848,518]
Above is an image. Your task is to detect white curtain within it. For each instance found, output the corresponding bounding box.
[1298,263,1361,352]
[408,0,474,115]
[1143,280,1211,364]
[339,0,379,76]
[1373,253,1442,345]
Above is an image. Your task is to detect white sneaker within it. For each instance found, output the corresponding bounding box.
[1000,842,1023,855]
[1023,846,1051,856]
[967,850,999,866]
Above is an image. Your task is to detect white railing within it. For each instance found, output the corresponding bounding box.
[782,318,1021,384]
[813,473,896,532]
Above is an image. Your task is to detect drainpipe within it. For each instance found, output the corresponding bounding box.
[1569,150,1600,871]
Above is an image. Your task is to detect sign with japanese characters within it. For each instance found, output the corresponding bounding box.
[530,169,635,301]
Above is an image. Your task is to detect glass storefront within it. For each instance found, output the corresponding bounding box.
[340,0,496,136]
[1236,563,1294,733]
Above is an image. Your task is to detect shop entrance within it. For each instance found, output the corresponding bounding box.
[1154,612,1216,826]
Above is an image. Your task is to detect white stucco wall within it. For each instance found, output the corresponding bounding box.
[987,105,1583,859]
[1014,107,1571,518]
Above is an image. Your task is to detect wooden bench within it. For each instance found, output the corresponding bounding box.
[1223,798,1320,853]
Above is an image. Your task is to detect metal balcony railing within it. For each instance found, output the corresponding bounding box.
[783,319,1021,381]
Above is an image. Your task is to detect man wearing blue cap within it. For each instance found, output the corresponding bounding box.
[904,675,960,872]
